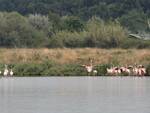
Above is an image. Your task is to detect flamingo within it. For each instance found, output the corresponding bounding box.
[93,70,97,74]
[138,65,146,76]
[10,69,13,76]
[82,64,93,73]
[107,68,113,74]
[107,67,119,75]
[3,65,9,77]
[82,58,97,75]
[133,67,139,76]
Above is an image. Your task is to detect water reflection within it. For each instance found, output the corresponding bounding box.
[0,78,14,96]
[0,77,150,113]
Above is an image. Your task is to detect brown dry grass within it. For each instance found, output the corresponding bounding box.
[0,48,150,66]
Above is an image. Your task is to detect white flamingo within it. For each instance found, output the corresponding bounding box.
[10,69,13,76]
[93,70,98,74]
[82,59,97,75]
[82,64,93,73]
[107,68,114,74]
[133,67,139,75]
[107,66,118,75]
[138,65,146,76]
[3,65,9,77]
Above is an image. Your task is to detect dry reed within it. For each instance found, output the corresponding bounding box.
[0,48,150,66]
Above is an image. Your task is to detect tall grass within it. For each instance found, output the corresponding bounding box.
[0,48,150,66]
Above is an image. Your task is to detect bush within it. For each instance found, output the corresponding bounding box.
[49,31,86,48]
[61,16,85,32]
[0,12,48,48]
[28,14,52,33]
[13,60,55,76]
[42,64,86,76]
[85,17,127,48]
[146,64,150,76]
[61,64,86,76]
[121,38,150,49]
[13,63,43,76]
[95,64,111,76]
[12,62,87,76]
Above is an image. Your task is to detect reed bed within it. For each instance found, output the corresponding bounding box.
[0,48,150,66]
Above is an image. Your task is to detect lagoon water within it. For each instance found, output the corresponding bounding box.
[0,77,150,113]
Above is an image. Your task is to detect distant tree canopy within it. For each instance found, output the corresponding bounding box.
[0,12,48,47]
[0,0,149,17]
[0,0,149,33]
[0,0,150,48]
[61,16,84,32]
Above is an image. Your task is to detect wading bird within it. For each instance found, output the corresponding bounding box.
[3,65,9,77]
[9,69,13,76]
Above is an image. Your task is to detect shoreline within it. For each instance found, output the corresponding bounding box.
[0,62,149,76]
[0,75,150,79]
[0,48,150,76]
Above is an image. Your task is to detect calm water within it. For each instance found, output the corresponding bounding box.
[0,77,150,113]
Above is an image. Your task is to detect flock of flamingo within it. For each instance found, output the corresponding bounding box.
[106,65,146,76]
[0,65,13,77]
[82,59,147,76]
[0,61,147,77]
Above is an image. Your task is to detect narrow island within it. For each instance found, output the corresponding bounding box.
[0,48,150,76]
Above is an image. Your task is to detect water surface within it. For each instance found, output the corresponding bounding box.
[0,77,150,113]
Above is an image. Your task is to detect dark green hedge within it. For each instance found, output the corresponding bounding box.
[0,62,150,76]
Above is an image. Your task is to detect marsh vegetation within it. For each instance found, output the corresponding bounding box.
[0,48,150,76]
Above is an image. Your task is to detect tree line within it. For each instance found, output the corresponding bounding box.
[0,0,150,48]
[0,0,149,32]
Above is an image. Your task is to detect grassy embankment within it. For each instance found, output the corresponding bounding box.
[0,48,150,76]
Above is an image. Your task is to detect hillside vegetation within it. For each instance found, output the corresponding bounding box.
[0,0,149,48]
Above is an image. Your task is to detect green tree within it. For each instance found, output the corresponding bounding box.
[0,12,47,47]
[28,14,52,34]
[85,16,126,48]
[119,10,148,33]
[48,11,62,33]
[61,16,84,32]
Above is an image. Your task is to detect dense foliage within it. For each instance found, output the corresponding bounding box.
[0,61,150,76]
[0,0,150,48]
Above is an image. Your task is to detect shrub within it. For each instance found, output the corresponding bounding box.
[42,66,62,76]
[0,12,48,48]
[121,38,150,49]
[61,16,85,32]
[49,31,86,48]
[42,64,86,76]
[28,14,52,33]
[146,64,150,76]
[95,64,111,76]
[85,17,127,48]
[12,63,87,76]
[61,64,86,76]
